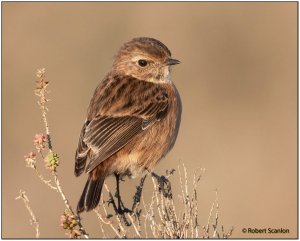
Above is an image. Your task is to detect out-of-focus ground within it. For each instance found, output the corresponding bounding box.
[2,2,297,238]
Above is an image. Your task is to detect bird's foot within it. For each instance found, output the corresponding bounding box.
[117,207,132,215]
[151,172,173,199]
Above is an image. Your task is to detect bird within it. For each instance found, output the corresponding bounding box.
[75,37,182,213]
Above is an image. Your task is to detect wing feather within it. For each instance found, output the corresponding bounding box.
[75,75,170,174]
[84,116,143,172]
[75,121,89,176]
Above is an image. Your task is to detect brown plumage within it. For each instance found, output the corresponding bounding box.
[75,37,182,213]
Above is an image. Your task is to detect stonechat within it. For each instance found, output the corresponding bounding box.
[75,37,182,213]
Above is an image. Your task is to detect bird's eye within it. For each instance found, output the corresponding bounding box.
[138,59,148,67]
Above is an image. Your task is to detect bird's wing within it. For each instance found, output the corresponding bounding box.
[83,115,144,173]
[75,121,92,176]
[76,76,170,174]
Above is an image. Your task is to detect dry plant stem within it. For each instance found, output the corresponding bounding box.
[132,174,147,212]
[151,177,165,226]
[213,190,220,238]
[105,181,136,228]
[94,207,122,238]
[35,168,58,191]
[103,184,126,237]
[183,164,192,236]
[31,149,57,190]
[143,193,158,238]
[202,189,223,238]
[33,150,57,190]
[16,190,40,238]
[126,213,141,237]
[94,208,107,238]
[192,169,201,237]
[223,225,234,238]
[53,173,73,214]
[36,69,89,239]
[91,163,232,238]
[177,163,187,235]
[97,179,147,238]
[205,199,215,236]
[141,196,149,238]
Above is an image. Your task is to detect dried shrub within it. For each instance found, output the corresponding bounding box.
[17,69,233,239]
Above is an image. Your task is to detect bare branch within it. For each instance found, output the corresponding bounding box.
[15,190,40,238]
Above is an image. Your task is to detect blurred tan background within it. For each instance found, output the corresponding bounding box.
[2,2,297,238]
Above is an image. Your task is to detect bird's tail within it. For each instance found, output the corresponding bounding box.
[77,170,106,213]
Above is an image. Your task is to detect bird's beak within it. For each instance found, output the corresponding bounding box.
[166,58,180,66]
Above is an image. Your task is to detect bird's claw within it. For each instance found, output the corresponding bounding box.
[157,175,173,199]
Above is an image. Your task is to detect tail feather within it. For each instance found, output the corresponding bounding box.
[77,173,105,213]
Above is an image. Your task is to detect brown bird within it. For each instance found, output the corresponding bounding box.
[75,37,182,213]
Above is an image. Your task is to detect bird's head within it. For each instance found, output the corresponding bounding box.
[112,37,180,83]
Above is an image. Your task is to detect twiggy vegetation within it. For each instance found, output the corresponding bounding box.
[17,68,233,238]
